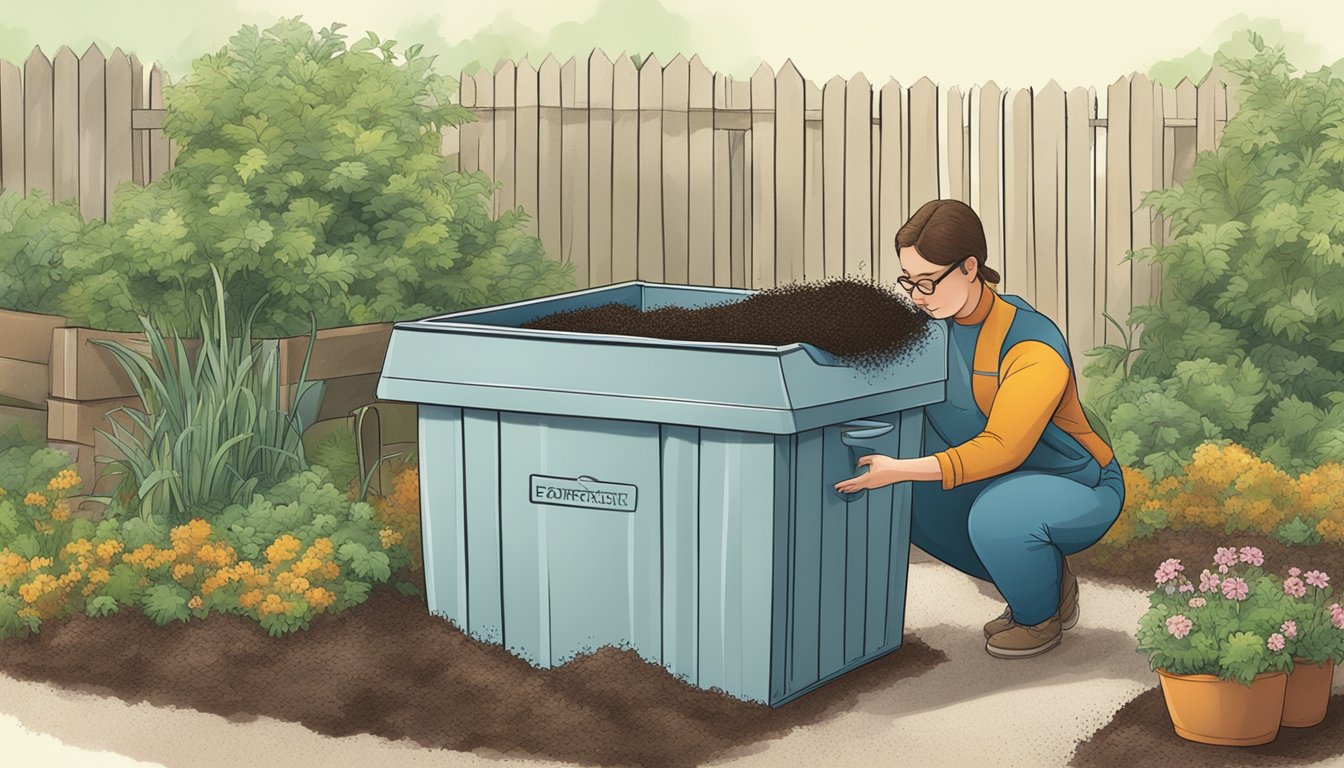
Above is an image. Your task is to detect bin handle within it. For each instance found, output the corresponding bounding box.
[833,419,897,503]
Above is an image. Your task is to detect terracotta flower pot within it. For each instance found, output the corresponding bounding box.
[1282,657,1336,728]
[1156,668,1287,746]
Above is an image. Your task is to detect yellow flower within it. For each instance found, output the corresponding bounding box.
[379,527,403,549]
[96,540,124,563]
[187,596,203,610]
[46,469,81,492]
[172,563,196,581]
[274,572,310,595]
[238,589,263,609]
[62,539,94,559]
[88,568,110,585]
[265,535,303,566]
[50,501,71,522]
[304,587,335,611]
[23,492,47,508]
[258,593,288,617]
[28,557,53,570]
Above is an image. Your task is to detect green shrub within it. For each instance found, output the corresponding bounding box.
[61,17,573,336]
[1086,33,1344,477]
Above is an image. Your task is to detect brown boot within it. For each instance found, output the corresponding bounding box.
[985,614,1062,658]
[982,556,1080,639]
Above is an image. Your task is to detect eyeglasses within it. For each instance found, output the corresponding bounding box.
[897,259,968,295]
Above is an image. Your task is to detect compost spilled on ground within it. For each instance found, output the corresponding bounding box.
[521,277,932,373]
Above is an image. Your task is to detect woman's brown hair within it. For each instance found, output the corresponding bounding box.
[895,199,1001,285]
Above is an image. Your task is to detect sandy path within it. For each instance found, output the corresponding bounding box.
[3,555,1341,768]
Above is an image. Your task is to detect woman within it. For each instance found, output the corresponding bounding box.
[834,199,1125,660]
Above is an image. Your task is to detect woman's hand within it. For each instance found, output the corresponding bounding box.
[833,454,905,493]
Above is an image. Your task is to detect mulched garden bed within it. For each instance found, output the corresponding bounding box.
[1070,688,1344,767]
[1071,527,1344,592]
[0,583,947,768]
[520,277,931,371]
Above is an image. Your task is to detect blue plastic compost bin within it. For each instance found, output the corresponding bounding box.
[376,281,948,706]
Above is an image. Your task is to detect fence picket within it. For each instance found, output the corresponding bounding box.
[538,56,562,268]
[845,73,873,280]
[106,49,133,217]
[750,62,776,288]
[1104,75,1132,347]
[944,86,965,202]
[0,60,22,193]
[24,48,54,199]
[148,65,169,183]
[662,55,690,285]
[589,51,614,286]
[876,79,903,286]
[977,82,1004,275]
[688,56,714,286]
[713,73,732,287]
[53,47,78,205]
[638,55,665,283]
[493,60,516,220]
[611,54,639,283]
[776,60,804,287]
[1003,87,1033,302]
[560,57,590,287]
[1032,81,1065,324]
[515,58,540,241]
[804,79,824,282]
[821,76,846,281]
[908,77,938,208]
[1064,87,1095,374]
[1129,74,1162,312]
[130,55,144,186]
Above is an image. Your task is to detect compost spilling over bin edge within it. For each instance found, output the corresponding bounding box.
[520,277,932,373]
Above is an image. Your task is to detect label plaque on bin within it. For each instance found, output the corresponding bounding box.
[529,474,638,512]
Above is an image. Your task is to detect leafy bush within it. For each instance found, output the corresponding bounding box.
[1085,34,1344,477]
[1101,443,1344,548]
[92,265,321,524]
[69,18,573,336]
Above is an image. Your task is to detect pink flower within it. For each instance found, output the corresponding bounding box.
[1166,614,1194,639]
[1284,577,1307,598]
[1179,584,1194,593]
[1281,620,1297,638]
[1238,546,1264,566]
[1289,567,1302,577]
[1214,547,1239,569]
[1222,577,1249,601]
[1199,570,1221,593]
[1218,564,1230,574]
[1155,558,1184,584]
[1268,633,1286,652]
[1332,605,1344,629]
[1305,570,1330,589]
[1188,597,1207,608]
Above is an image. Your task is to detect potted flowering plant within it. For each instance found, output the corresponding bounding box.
[1135,546,1294,746]
[1276,565,1344,727]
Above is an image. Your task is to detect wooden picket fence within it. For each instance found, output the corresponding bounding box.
[447,53,1239,370]
[0,45,175,220]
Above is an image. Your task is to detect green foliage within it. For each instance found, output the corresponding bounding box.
[92,265,316,524]
[1087,34,1344,477]
[1275,516,1324,547]
[142,583,191,625]
[309,426,360,495]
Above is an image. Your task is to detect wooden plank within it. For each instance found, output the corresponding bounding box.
[637,55,665,283]
[147,66,169,183]
[493,60,516,220]
[559,57,590,288]
[713,74,731,287]
[474,68,496,211]
[1032,81,1065,324]
[1003,87,1033,301]
[457,67,480,175]
[977,82,1004,278]
[1195,66,1218,156]
[277,322,393,384]
[515,58,540,240]
[687,56,714,286]
[25,48,55,199]
[944,86,965,202]
[803,79,824,283]
[1091,85,1107,353]
[0,60,24,194]
[663,55,691,285]
[877,79,904,287]
[0,308,67,363]
[821,76,845,280]
[776,61,804,287]
[1105,75,1132,346]
[1210,63,1230,146]
[908,77,938,209]
[46,395,141,446]
[730,78,750,288]
[844,73,873,280]
[611,54,639,283]
[750,62,776,288]
[130,55,144,186]
[589,50,614,286]
[106,49,133,216]
[537,56,562,268]
[77,45,107,219]
[0,358,49,409]
[1131,74,1164,309]
[53,47,79,205]
[1065,87,1096,377]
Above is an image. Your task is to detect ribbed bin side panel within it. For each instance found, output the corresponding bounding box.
[498,412,663,667]
[660,425,700,684]
[420,406,469,630]
[782,409,917,701]
[695,429,779,704]
[464,410,504,645]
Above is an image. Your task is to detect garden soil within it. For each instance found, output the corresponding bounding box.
[520,278,931,372]
[0,583,948,768]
